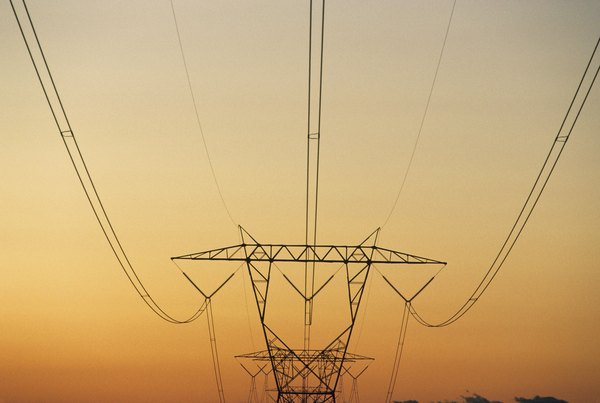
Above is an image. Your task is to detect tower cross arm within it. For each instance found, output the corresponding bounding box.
[172,244,446,266]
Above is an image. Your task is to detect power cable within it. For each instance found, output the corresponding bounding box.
[10,0,206,324]
[351,269,373,349]
[410,35,600,328]
[169,0,237,228]
[313,0,326,249]
[173,261,243,402]
[381,0,457,229]
[384,301,410,403]
[206,298,227,403]
[242,267,257,351]
[304,0,327,351]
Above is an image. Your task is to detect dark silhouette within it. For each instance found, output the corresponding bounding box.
[462,393,502,403]
[515,397,568,403]
[395,394,569,403]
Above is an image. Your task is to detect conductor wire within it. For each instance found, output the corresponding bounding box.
[170,0,237,228]
[411,35,600,328]
[11,0,205,324]
[384,302,410,403]
[381,0,456,229]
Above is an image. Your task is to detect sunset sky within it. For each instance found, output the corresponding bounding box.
[1,1,599,402]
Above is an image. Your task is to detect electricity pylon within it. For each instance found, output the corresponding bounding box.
[172,1,445,401]
[173,227,444,402]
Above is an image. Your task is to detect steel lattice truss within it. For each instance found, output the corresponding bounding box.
[174,243,442,265]
[173,227,445,402]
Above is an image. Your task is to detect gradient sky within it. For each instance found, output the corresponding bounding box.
[1,1,599,402]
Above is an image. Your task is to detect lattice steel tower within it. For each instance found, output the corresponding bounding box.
[173,1,444,401]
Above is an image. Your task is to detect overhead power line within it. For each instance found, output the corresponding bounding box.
[304,0,327,352]
[381,0,457,229]
[206,299,226,403]
[410,35,600,328]
[384,302,411,403]
[10,0,206,324]
[169,0,237,228]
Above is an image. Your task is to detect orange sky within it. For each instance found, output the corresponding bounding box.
[1,1,599,402]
